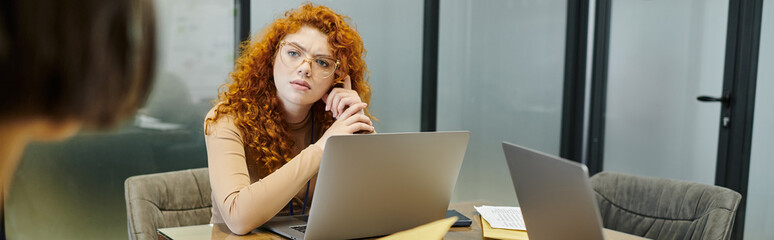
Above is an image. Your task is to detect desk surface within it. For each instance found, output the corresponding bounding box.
[157,201,647,240]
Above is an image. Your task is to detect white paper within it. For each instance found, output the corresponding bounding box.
[474,205,527,231]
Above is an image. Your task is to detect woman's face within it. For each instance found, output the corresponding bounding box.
[273,26,337,108]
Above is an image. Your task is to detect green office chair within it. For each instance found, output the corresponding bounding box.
[124,168,212,240]
[590,172,741,240]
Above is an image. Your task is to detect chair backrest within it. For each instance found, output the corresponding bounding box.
[124,168,212,240]
[590,172,741,240]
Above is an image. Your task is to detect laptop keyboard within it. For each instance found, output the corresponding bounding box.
[290,225,307,233]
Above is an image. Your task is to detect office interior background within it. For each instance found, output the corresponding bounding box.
[3,0,771,239]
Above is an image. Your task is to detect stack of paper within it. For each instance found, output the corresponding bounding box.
[475,205,529,240]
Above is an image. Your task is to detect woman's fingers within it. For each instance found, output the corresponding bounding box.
[343,75,352,89]
[326,88,362,118]
[347,122,374,133]
[325,83,351,109]
[339,102,368,121]
[341,113,373,133]
[336,96,361,118]
[343,112,372,126]
[325,88,347,114]
[325,76,360,118]
[330,90,344,116]
[325,89,337,111]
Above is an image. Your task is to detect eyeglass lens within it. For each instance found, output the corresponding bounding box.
[279,43,337,79]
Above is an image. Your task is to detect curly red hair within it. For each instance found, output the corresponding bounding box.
[205,3,371,173]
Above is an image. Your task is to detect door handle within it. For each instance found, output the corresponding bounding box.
[696,90,731,127]
[696,90,730,108]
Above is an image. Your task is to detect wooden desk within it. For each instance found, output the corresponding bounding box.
[157,201,646,240]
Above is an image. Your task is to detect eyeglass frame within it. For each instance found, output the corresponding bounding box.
[277,40,341,80]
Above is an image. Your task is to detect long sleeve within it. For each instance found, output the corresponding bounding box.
[204,108,322,235]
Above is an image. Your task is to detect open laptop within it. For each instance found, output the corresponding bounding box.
[502,142,609,240]
[263,131,470,240]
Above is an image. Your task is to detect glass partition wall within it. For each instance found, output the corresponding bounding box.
[437,0,567,205]
[744,0,773,238]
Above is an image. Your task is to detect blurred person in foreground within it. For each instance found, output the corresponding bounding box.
[0,0,158,231]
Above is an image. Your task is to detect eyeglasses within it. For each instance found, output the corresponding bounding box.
[278,41,340,80]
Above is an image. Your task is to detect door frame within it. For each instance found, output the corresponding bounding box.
[716,0,763,238]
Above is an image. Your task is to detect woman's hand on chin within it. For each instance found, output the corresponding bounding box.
[314,102,374,151]
[323,75,365,119]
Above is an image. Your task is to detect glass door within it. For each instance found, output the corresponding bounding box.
[590,0,765,238]
[600,0,729,184]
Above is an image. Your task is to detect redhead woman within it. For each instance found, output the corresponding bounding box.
[203,3,375,234]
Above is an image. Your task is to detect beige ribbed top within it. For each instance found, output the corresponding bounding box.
[203,106,322,235]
